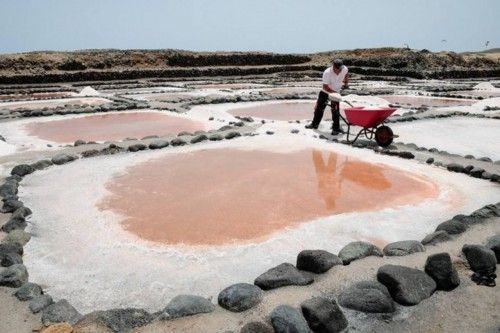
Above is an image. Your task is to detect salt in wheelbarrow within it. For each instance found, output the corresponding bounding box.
[339,106,397,147]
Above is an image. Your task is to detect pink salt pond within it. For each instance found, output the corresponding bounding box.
[228,101,339,121]
[24,112,205,143]
[379,95,475,107]
[100,148,438,245]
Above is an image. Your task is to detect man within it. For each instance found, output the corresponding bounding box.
[305,58,349,135]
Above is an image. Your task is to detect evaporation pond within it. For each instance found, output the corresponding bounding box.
[100,148,437,245]
[23,111,205,142]
[228,101,335,121]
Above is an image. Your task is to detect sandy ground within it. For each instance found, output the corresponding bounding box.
[0,287,42,333]
[133,219,500,333]
[2,218,497,333]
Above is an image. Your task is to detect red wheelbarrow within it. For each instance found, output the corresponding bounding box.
[339,106,397,147]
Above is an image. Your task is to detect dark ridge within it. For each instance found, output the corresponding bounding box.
[167,53,311,67]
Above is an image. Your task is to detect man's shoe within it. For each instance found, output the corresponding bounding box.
[305,123,318,129]
[331,128,345,135]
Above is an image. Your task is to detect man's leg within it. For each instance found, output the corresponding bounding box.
[331,101,344,134]
[306,91,329,129]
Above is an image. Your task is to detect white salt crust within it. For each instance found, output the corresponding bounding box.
[392,116,500,160]
[20,132,500,312]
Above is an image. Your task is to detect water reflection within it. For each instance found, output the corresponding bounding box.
[312,150,340,210]
[312,149,390,211]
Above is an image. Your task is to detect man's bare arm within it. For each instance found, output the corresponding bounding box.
[343,74,349,89]
[322,84,334,93]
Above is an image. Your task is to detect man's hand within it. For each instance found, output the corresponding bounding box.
[328,92,342,102]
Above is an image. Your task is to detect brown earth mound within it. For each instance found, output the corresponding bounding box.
[0,48,498,83]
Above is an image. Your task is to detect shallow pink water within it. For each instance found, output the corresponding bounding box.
[100,148,438,245]
[228,102,339,121]
[24,112,206,142]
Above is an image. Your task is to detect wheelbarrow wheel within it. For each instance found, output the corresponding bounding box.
[375,125,394,147]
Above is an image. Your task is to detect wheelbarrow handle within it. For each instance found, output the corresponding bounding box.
[326,91,354,108]
[342,100,354,108]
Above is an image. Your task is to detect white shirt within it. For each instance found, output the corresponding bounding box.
[322,66,348,92]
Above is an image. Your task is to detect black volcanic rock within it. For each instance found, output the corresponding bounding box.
[160,295,214,319]
[338,281,395,313]
[338,241,383,264]
[42,299,83,325]
[485,234,500,262]
[218,283,263,312]
[296,250,342,273]
[14,282,43,301]
[377,264,436,305]
[11,164,35,177]
[128,143,147,152]
[424,253,460,290]
[301,297,348,333]
[421,231,452,245]
[462,244,496,274]
[254,263,313,290]
[435,219,467,235]
[149,139,169,149]
[0,264,28,288]
[271,305,309,333]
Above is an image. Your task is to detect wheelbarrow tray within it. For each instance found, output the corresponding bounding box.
[339,106,397,146]
[344,107,397,128]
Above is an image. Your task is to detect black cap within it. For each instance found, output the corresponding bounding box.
[333,59,343,68]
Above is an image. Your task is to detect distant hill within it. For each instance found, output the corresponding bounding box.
[0,47,498,84]
[461,48,500,55]
[477,48,500,54]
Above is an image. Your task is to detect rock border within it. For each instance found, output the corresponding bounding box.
[0,95,149,120]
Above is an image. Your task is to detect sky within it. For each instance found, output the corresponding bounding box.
[0,0,499,54]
